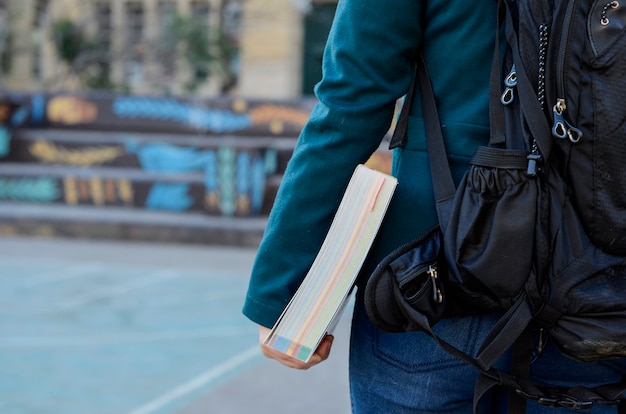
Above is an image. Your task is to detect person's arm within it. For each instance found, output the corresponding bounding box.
[243,0,424,366]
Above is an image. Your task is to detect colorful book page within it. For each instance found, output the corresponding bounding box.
[264,164,397,362]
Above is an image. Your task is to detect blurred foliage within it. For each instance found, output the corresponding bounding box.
[165,13,238,93]
[0,9,12,75]
[51,19,83,63]
[47,11,238,94]
[168,14,213,91]
[51,18,113,90]
[0,31,11,75]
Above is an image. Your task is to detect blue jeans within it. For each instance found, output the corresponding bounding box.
[349,291,626,413]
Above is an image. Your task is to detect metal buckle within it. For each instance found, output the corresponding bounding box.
[536,396,560,407]
[517,388,595,410]
[556,396,594,410]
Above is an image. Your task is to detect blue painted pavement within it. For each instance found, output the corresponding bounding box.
[0,236,351,414]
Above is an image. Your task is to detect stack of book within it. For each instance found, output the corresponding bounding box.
[264,164,398,362]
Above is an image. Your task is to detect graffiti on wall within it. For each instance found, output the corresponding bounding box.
[112,97,252,133]
[46,96,98,125]
[0,127,9,158]
[0,176,130,206]
[112,97,312,136]
[0,169,273,216]
[29,140,126,165]
[0,99,23,158]
[0,92,310,216]
[0,92,393,218]
[63,177,134,207]
[6,92,314,137]
[6,132,279,216]
[0,177,59,202]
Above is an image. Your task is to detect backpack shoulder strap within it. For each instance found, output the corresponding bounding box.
[388,53,457,228]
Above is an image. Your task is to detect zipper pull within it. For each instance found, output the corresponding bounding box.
[527,141,542,177]
[427,264,443,303]
[552,99,583,143]
[505,64,518,87]
[527,153,542,177]
[501,64,517,105]
[552,100,568,139]
[567,125,583,143]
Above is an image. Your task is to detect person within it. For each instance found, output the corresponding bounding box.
[242,0,626,412]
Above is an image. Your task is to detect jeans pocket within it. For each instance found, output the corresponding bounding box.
[372,312,505,374]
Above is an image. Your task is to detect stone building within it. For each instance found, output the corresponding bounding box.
[0,0,337,99]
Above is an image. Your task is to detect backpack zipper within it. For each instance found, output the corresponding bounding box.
[552,0,584,143]
[527,24,549,177]
[398,263,443,304]
[427,264,443,304]
[538,24,549,111]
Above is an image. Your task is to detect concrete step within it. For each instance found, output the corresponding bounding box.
[0,202,266,247]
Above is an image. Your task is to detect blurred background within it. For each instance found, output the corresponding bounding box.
[0,0,337,98]
[0,0,391,243]
[0,1,391,413]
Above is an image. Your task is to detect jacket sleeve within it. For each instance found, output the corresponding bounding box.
[242,0,424,328]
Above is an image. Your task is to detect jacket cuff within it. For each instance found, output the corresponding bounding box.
[242,294,286,329]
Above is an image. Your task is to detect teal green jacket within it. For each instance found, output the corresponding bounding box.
[243,0,497,328]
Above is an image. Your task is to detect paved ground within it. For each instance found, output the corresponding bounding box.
[0,236,351,414]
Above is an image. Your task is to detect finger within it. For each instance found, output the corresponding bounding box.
[291,334,334,365]
[291,334,335,368]
[315,334,334,361]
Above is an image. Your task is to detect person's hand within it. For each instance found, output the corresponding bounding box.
[258,325,334,370]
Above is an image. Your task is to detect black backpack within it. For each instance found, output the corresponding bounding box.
[365,0,626,412]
